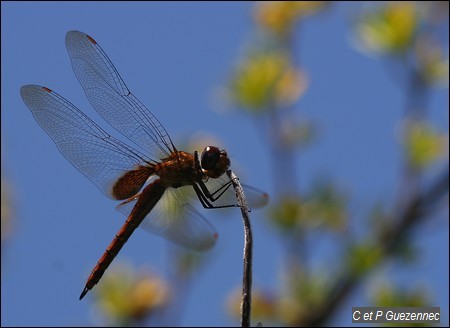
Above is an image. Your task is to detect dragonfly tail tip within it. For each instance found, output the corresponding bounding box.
[79,287,89,300]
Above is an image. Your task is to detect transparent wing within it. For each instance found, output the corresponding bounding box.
[65,30,175,162]
[117,173,269,216]
[21,85,153,200]
[135,186,218,251]
[114,174,267,250]
[201,174,269,209]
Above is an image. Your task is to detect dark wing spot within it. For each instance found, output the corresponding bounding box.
[112,165,154,200]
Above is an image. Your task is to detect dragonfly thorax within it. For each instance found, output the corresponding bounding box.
[155,150,203,188]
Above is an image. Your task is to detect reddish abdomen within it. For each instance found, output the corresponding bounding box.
[79,179,166,300]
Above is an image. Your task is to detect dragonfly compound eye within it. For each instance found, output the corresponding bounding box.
[201,146,221,170]
[201,146,230,178]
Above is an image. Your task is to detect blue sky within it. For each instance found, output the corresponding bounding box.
[2,2,448,326]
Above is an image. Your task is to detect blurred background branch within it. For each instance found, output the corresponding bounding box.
[225,1,448,326]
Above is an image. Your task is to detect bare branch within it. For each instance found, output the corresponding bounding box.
[227,170,253,327]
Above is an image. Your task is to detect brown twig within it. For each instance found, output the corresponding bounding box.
[227,170,253,327]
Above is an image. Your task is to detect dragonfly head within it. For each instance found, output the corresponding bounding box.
[200,146,230,179]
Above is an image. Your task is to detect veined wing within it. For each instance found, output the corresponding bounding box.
[201,173,269,209]
[118,185,218,251]
[117,172,269,215]
[115,174,267,252]
[65,30,175,162]
[114,172,267,250]
[21,85,154,200]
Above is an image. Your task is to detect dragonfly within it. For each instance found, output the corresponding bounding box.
[21,31,268,300]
